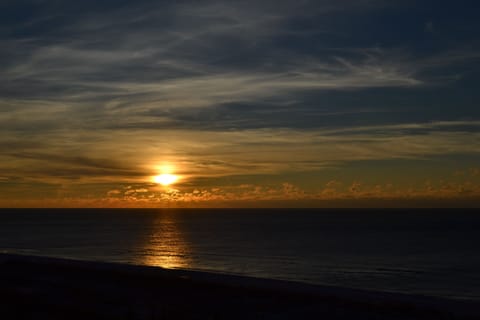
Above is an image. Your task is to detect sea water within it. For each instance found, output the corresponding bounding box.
[1,208,479,300]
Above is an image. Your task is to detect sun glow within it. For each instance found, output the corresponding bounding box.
[153,173,178,186]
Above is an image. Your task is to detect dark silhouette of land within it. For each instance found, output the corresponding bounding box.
[0,253,478,319]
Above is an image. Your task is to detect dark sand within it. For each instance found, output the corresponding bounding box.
[0,253,478,319]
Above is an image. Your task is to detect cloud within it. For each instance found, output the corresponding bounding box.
[107,189,121,196]
[0,1,435,105]
[98,178,480,205]
[1,1,476,138]
[1,46,422,111]
[349,181,362,194]
[0,120,479,185]
[1,1,480,206]
[2,175,479,207]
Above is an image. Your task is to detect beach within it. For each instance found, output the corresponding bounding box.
[1,253,478,319]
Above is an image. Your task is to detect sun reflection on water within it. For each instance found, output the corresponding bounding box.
[141,212,190,269]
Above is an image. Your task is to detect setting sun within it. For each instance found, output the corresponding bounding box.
[153,173,178,186]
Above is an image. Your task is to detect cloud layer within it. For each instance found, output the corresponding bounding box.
[1,0,479,205]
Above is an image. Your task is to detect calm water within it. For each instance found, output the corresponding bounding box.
[1,208,479,300]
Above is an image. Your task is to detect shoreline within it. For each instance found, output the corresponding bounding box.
[1,253,479,319]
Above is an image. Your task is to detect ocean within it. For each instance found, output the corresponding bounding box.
[1,208,479,301]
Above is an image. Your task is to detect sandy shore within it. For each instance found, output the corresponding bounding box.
[0,253,478,319]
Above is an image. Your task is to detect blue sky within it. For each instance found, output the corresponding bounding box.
[1,0,479,206]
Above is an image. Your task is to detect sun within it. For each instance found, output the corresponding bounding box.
[153,173,178,186]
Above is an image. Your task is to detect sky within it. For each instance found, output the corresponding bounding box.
[1,0,479,207]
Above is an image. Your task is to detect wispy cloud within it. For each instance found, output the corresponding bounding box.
[1,1,479,205]
[1,120,479,186]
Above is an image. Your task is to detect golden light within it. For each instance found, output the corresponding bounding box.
[153,173,178,186]
[141,213,190,269]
